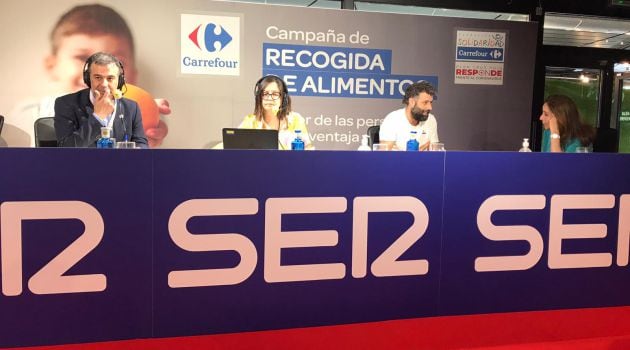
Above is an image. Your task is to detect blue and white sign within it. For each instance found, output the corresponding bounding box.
[456,47,504,61]
[262,43,438,99]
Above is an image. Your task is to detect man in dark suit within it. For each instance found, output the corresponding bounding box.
[54,52,148,148]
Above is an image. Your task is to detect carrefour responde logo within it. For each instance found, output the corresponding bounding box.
[181,14,240,76]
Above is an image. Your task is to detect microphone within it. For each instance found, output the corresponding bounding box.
[119,113,128,141]
[116,98,129,142]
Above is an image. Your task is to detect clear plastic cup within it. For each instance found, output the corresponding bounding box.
[116,141,137,149]
[575,147,589,153]
[430,142,445,151]
[372,143,388,151]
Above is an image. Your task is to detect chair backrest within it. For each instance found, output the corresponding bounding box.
[0,115,4,135]
[593,127,617,153]
[367,125,380,147]
[34,117,58,147]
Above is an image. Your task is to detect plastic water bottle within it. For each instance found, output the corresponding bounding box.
[406,130,419,151]
[358,134,371,151]
[519,138,532,152]
[97,127,114,149]
[291,130,305,150]
[418,130,429,148]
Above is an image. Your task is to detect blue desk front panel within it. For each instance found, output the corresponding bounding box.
[0,149,628,347]
[151,150,445,337]
[0,149,153,347]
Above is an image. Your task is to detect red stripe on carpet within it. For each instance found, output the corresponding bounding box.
[5,306,630,350]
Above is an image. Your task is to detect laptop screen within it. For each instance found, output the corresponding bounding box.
[222,128,279,150]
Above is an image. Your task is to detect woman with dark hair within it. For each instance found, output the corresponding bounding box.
[539,94,596,152]
[238,75,313,150]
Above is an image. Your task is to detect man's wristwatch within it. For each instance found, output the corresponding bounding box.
[550,133,560,139]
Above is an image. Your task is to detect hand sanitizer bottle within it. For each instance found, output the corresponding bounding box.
[519,138,532,152]
[406,130,419,151]
[358,134,371,151]
[291,130,305,150]
[97,127,114,149]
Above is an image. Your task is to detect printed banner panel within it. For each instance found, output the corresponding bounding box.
[440,152,630,315]
[0,149,629,348]
[0,149,154,348]
[151,150,446,337]
[0,0,537,151]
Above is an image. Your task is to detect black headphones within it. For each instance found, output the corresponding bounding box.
[254,75,289,110]
[82,52,126,89]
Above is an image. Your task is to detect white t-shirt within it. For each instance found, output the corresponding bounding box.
[379,108,439,150]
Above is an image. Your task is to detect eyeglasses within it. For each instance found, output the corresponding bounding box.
[262,91,281,100]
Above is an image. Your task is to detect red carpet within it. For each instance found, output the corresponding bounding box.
[6,306,630,349]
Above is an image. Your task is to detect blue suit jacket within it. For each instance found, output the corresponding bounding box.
[54,88,148,148]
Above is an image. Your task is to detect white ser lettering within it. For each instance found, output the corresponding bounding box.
[476,194,625,272]
[168,196,430,287]
[1,201,105,296]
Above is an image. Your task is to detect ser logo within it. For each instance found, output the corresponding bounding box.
[188,23,232,53]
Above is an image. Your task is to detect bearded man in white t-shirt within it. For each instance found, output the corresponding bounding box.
[379,81,439,151]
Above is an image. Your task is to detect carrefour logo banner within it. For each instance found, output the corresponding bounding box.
[456,47,504,61]
[263,43,438,98]
[454,30,506,85]
[180,14,241,75]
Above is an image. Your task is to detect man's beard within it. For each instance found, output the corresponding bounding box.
[411,107,429,122]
